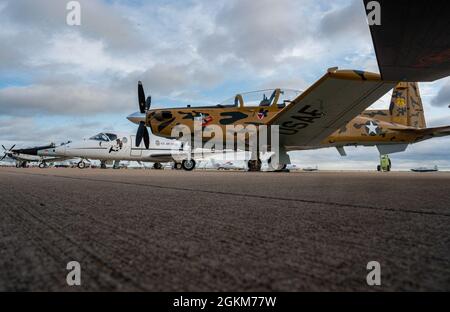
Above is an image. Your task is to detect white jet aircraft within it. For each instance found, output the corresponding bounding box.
[38,131,196,170]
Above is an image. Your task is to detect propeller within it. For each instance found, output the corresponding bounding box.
[1,144,16,161]
[136,81,151,149]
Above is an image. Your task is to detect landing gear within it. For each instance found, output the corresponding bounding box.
[100,161,107,169]
[274,164,288,172]
[77,161,86,169]
[247,159,262,171]
[153,162,163,170]
[378,154,391,172]
[181,159,196,171]
[38,162,46,169]
[16,161,27,168]
[267,155,289,172]
[173,162,182,170]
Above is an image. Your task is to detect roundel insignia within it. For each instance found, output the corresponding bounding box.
[395,98,406,107]
[365,121,380,136]
[155,140,160,146]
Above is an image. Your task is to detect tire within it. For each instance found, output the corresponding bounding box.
[38,163,45,169]
[377,165,381,171]
[174,162,182,170]
[182,159,196,171]
[387,165,391,172]
[77,161,86,169]
[247,159,262,171]
[153,162,163,170]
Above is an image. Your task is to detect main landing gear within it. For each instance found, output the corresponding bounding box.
[172,160,196,171]
[247,159,262,171]
[77,161,86,169]
[181,159,196,171]
[38,162,47,169]
[153,162,163,170]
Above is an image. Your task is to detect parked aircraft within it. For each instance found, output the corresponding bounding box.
[38,131,196,170]
[127,77,450,171]
[1,144,70,168]
[411,165,439,173]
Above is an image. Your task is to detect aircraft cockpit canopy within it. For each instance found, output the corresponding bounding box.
[89,133,118,142]
[217,89,302,108]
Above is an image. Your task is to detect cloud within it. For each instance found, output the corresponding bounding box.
[0,82,133,116]
[199,0,310,69]
[431,81,450,107]
[0,116,101,146]
[318,0,367,40]
[2,0,141,51]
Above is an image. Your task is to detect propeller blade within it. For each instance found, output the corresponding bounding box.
[0,155,6,161]
[136,121,144,147]
[2,145,5,150]
[143,125,150,149]
[138,81,146,114]
[145,96,151,110]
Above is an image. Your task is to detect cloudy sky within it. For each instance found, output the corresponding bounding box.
[1,0,449,169]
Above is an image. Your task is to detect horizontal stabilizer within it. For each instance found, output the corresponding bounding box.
[392,126,450,137]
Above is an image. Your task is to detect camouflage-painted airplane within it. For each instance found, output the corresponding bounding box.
[127,69,450,171]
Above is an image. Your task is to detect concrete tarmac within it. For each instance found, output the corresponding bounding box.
[0,167,449,291]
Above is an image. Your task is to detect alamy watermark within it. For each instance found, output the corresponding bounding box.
[66,1,81,26]
[366,261,381,286]
[366,1,381,26]
[66,261,81,286]
[170,120,281,169]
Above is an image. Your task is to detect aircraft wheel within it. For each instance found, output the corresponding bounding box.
[377,165,381,172]
[387,165,391,172]
[77,161,86,169]
[182,159,196,171]
[247,159,262,171]
[274,164,288,172]
[174,162,182,170]
[16,163,20,168]
[153,162,163,170]
[38,163,46,169]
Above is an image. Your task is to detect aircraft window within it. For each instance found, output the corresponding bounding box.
[105,133,118,141]
[218,89,302,107]
[89,133,109,141]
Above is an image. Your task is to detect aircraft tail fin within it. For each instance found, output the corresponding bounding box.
[389,82,426,128]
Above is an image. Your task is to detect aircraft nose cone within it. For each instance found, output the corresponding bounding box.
[127,112,146,124]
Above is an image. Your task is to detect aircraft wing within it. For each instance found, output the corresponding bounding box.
[269,69,395,147]
[364,0,450,81]
[43,156,73,163]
